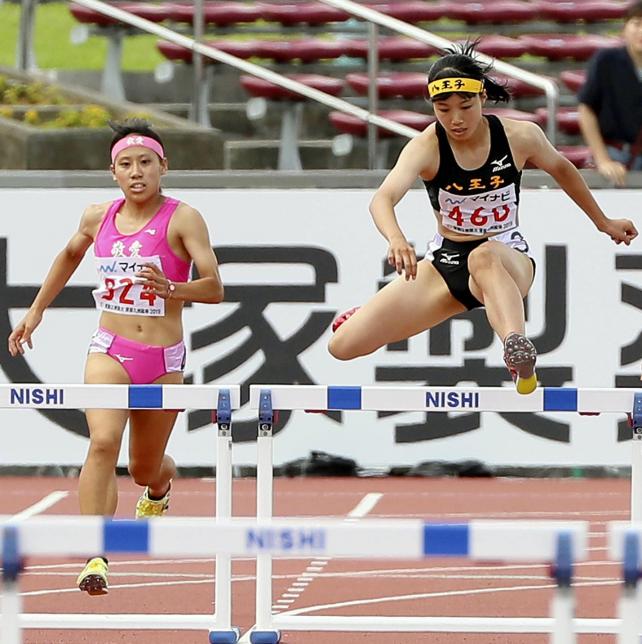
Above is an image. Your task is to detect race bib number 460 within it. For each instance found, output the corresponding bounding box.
[438,184,518,236]
[92,255,164,317]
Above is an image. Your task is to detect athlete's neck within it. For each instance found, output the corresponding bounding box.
[121,193,165,220]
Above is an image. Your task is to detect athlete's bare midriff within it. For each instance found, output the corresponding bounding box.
[98,303,184,347]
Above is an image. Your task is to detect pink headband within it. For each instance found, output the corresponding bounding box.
[111,134,165,163]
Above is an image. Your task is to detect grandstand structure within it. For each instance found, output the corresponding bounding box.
[30,1,630,169]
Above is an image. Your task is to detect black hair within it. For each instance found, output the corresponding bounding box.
[427,41,510,103]
[108,118,164,157]
[626,0,642,20]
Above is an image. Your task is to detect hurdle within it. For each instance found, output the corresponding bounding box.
[248,385,642,643]
[1,515,599,644]
[0,383,241,644]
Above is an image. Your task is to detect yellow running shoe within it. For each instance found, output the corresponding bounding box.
[135,483,171,519]
[504,332,538,395]
[77,557,108,596]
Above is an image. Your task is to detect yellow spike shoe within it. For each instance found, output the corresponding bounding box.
[77,557,108,596]
[135,483,171,519]
[504,332,538,395]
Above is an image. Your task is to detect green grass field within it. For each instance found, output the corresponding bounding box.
[0,2,163,71]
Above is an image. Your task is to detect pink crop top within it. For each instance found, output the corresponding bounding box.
[94,197,191,283]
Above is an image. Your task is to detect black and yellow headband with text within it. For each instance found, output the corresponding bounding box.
[428,77,484,98]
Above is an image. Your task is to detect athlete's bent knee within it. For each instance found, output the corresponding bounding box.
[128,461,159,487]
[468,244,502,275]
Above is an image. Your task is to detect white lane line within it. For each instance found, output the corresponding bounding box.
[276,578,620,617]
[9,491,69,521]
[241,492,383,642]
[346,492,383,520]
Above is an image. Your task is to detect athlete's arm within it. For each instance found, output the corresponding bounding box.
[139,205,223,304]
[520,121,637,245]
[8,204,101,356]
[369,130,439,279]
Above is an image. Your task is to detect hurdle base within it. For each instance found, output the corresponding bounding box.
[209,626,240,643]
[249,629,281,643]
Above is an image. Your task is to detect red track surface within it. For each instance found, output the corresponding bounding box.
[2,476,630,643]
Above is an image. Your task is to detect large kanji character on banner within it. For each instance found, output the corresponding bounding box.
[187,246,339,441]
[375,246,574,443]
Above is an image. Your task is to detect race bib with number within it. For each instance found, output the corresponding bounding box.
[92,255,164,317]
[438,184,518,236]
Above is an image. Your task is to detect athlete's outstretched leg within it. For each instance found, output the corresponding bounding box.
[467,241,537,394]
[329,260,466,360]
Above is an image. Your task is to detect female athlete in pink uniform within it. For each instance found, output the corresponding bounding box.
[8,119,223,594]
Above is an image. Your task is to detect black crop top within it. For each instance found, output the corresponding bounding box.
[423,115,522,237]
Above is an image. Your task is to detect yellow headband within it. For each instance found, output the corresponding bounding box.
[428,77,484,98]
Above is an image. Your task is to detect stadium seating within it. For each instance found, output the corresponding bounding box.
[67,0,617,169]
[241,74,344,170]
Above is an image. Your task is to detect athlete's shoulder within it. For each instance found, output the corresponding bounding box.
[83,201,110,219]
[81,201,111,229]
[500,118,546,148]
[172,201,203,223]
[403,122,439,171]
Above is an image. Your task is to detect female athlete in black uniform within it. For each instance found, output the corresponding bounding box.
[329,43,637,394]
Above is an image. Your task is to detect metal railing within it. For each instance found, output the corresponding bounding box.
[65,0,423,170]
[320,0,560,144]
[21,0,560,167]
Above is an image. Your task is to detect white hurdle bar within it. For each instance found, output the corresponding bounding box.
[0,383,241,644]
[248,385,642,644]
[1,517,593,643]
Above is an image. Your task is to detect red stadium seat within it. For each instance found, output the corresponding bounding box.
[489,73,547,98]
[69,2,171,26]
[167,2,262,26]
[329,109,434,138]
[475,35,528,59]
[484,107,546,126]
[535,107,580,135]
[537,1,628,23]
[157,39,261,63]
[559,70,586,93]
[240,73,344,101]
[256,2,351,25]
[346,72,428,99]
[520,34,621,61]
[347,37,440,61]
[446,1,540,24]
[257,39,351,63]
[241,74,345,171]
[369,1,454,23]
[158,39,353,64]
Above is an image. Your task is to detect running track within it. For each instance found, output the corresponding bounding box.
[1,476,631,643]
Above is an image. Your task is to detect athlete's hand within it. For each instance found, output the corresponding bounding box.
[137,262,173,299]
[8,309,43,357]
[601,218,638,245]
[387,234,417,280]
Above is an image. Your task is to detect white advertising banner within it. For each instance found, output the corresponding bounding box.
[0,187,640,467]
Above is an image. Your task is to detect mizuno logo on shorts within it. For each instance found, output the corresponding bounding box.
[440,252,460,265]
[114,354,133,363]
